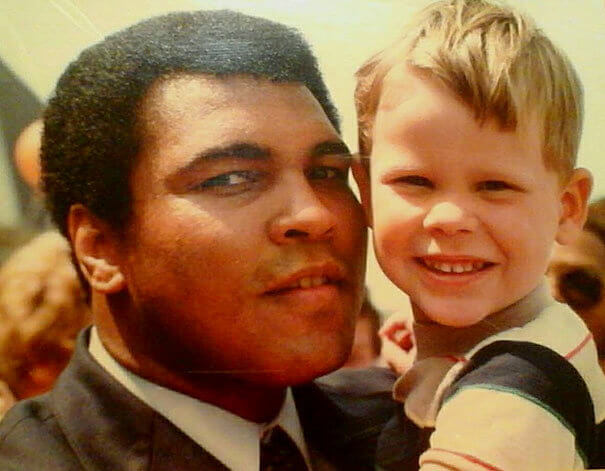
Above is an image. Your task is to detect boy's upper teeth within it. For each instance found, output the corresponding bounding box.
[288,276,328,289]
[424,260,485,273]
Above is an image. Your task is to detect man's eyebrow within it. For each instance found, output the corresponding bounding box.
[311,140,352,158]
[175,142,270,175]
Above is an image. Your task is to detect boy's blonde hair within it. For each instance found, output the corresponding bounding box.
[355,0,583,180]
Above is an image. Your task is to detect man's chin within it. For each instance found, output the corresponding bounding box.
[247,350,352,387]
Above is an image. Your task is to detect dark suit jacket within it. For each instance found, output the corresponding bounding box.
[0,330,399,470]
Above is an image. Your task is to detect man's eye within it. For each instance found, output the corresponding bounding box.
[477,180,513,191]
[194,170,262,191]
[307,166,348,181]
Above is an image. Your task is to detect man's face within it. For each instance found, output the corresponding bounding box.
[357,66,567,327]
[116,75,366,386]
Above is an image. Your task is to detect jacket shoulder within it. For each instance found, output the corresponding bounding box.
[0,396,83,470]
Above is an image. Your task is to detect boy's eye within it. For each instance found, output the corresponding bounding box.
[477,180,513,191]
[307,166,348,181]
[393,175,433,188]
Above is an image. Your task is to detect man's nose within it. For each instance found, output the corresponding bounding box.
[268,179,336,244]
[423,200,478,236]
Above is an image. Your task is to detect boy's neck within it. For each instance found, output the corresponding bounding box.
[412,282,552,360]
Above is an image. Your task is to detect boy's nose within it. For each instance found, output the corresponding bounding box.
[423,201,478,236]
[268,178,336,244]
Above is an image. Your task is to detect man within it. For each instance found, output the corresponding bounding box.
[0,10,397,471]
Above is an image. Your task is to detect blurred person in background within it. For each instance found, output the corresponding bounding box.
[0,231,90,417]
[13,119,43,192]
[377,310,416,376]
[548,197,605,372]
[342,290,383,369]
[13,117,52,231]
[1,119,47,264]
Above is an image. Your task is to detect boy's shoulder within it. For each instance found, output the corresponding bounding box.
[445,338,604,468]
[468,298,589,358]
[465,299,605,418]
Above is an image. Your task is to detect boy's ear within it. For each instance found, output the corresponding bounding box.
[555,168,593,245]
[352,156,373,227]
[67,204,126,294]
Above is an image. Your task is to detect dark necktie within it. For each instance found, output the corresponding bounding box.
[260,426,308,471]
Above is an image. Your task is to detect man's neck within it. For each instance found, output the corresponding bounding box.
[93,326,286,423]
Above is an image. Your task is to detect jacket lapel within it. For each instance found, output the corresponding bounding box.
[294,367,398,471]
[51,329,230,471]
[149,414,230,471]
[51,330,398,471]
[51,330,155,471]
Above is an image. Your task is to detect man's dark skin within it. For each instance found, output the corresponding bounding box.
[77,74,367,422]
[0,10,402,471]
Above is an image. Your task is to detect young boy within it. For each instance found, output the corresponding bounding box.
[353,0,605,469]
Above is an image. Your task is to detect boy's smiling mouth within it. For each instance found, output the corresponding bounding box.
[416,256,495,274]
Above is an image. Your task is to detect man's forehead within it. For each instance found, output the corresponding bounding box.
[131,72,345,181]
[143,73,309,115]
[141,73,246,129]
[138,73,318,142]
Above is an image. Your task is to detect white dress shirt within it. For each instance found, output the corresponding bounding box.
[89,328,311,471]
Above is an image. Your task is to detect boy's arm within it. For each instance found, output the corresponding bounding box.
[418,341,595,471]
[419,388,583,470]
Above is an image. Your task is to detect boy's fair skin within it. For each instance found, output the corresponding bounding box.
[354,64,591,327]
[351,0,605,468]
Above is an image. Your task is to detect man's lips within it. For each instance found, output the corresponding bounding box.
[264,263,346,294]
[415,255,496,275]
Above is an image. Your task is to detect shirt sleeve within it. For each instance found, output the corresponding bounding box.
[418,387,584,471]
[417,340,598,471]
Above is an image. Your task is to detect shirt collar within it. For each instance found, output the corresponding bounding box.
[89,328,311,471]
[413,281,553,360]
[394,281,554,427]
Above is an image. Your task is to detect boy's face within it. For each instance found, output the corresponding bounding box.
[355,66,586,327]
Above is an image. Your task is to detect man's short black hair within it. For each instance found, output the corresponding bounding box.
[42,9,339,235]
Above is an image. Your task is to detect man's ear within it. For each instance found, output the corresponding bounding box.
[68,204,126,294]
[352,156,373,227]
[556,168,593,245]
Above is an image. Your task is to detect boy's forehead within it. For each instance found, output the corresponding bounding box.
[376,64,464,134]
[378,64,419,112]
[378,65,451,114]
[377,64,544,150]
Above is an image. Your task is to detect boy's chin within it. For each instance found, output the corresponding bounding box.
[412,301,490,327]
